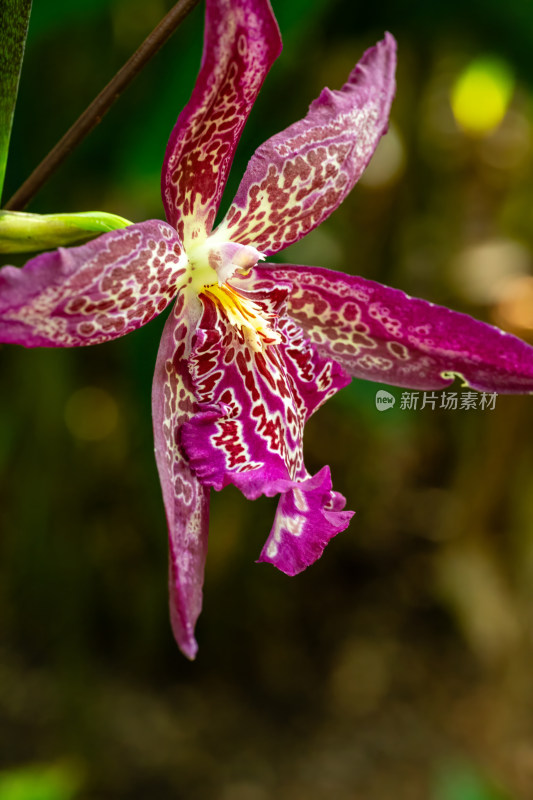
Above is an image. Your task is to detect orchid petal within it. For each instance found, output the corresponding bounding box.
[152,293,209,660]
[246,265,533,393]
[161,0,281,247]
[215,33,396,256]
[0,220,186,347]
[258,466,353,575]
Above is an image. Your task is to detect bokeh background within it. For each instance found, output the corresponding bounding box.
[2,0,533,798]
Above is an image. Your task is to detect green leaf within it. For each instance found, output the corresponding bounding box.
[0,0,33,203]
[0,209,132,253]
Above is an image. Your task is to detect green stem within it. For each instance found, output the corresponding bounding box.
[0,0,33,203]
[4,0,201,212]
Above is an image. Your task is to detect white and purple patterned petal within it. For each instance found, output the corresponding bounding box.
[258,466,354,575]
[161,0,281,247]
[180,281,350,495]
[247,265,533,393]
[0,221,186,347]
[178,280,352,569]
[215,33,396,256]
[152,292,209,660]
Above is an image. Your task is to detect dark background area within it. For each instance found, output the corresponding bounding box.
[1,0,533,797]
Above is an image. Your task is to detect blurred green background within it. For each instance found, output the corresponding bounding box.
[2,0,533,797]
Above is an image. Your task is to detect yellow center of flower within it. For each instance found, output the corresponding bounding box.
[186,236,280,351]
[202,282,281,352]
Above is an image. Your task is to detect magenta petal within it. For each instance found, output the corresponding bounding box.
[152,295,209,660]
[246,265,533,393]
[258,467,354,575]
[215,33,396,255]
[180,283,350,500]
[161,0,281,246]
[0,221,186,348]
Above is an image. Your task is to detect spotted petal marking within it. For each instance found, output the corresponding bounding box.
[214,33,396,256]
[161,0,282,247]
[152,291,209,660]
[0,221,186,347]
[247,265,533,393]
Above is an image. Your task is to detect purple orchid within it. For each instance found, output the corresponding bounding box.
[1,0,533,659]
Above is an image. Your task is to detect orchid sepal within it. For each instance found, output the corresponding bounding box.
[161,0,282,247]
[152,295,210,661]
[215,32,396,256]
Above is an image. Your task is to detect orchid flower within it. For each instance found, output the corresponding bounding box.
[1,0,533,660]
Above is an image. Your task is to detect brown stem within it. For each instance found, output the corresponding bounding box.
[4,0,201,211]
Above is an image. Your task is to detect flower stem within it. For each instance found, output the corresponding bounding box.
[4,0,201,211]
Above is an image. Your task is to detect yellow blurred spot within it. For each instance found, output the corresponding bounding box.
[493,275,533,336]
[64,387,119,442]
[451,238,530,304]
[451,57,514,135]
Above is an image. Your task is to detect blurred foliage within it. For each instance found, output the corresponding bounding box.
[434,762,512,800]
[0,762,81,800]
[2,0,533,798]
